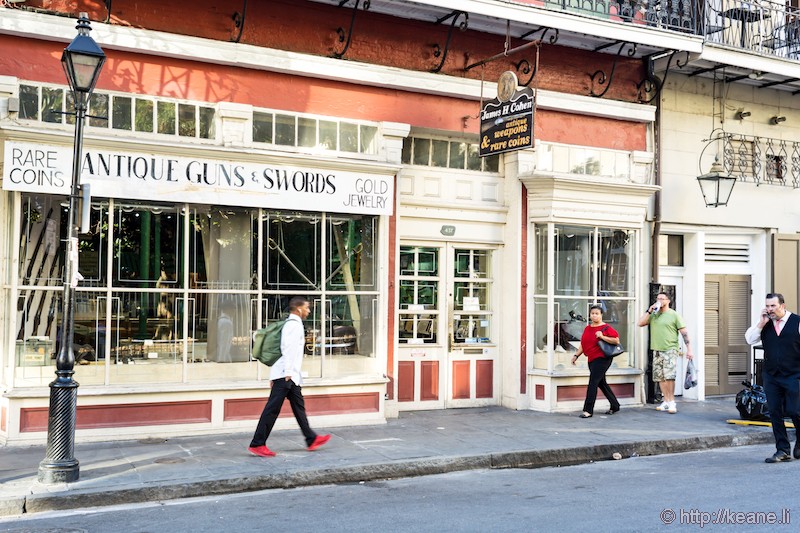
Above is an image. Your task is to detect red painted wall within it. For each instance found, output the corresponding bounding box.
[0,34,646,151]
[3,0,648,150]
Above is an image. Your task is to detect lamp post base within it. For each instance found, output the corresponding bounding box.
[38,376,80,484]
[38,459,80,484]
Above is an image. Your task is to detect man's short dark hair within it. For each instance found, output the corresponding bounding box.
[657,292,670,300]
[766,293,785,304]
[289,296,309,312]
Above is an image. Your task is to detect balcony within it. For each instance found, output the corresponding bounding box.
[703,0,800,59]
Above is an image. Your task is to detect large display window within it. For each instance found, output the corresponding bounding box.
[12,194,382,387]
[532,224,636,372]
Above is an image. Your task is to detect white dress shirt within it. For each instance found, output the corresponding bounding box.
[269,313,305,385]
[745,311,795,345]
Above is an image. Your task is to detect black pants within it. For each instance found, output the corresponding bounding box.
[250,378,317,448]
[583,357,620,413]
[762,372,800,454]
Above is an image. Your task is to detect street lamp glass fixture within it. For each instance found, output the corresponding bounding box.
[61,14,106,97]
[697,157,736,208]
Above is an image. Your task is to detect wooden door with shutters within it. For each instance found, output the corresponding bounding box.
[773,233,800,312]
[705,274,751,395]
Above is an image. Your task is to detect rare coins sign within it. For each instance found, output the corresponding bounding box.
[479,71,534,157]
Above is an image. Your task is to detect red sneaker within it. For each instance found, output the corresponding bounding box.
[248,445,276,457]
[307,434,331,451]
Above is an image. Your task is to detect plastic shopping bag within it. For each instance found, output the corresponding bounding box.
[684,359,698,389]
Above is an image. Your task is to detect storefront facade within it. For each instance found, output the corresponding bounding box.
[2,1,663,443]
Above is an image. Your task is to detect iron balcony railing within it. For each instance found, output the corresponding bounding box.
[536,0,800,61]
[717,133,800,188]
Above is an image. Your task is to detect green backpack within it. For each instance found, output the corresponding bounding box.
[252,320,287,366]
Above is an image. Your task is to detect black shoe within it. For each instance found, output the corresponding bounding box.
[604,408,620,415]
[794,444,800,460]
[579,412,593,418]
[765,451,792,463]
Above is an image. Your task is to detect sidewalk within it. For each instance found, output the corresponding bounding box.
[0,397,777,517]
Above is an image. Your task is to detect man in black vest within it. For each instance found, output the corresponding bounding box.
[745,293,800,463]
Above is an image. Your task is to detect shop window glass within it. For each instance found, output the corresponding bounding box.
[114,203,181,287]
[19,84,39,120]
[298,117,317,147]
[484,154,500,172]
[186,292,258,382]
[178,103,196,137]
[88,93,109,128]
[533,223,637,371]
[340,122,358,153]
[275,114,296,146]
[107,290,183,384]
[253,112,273,143]
[413,138,431,166]
[112,96,132,130]
[398,246,439,344]
[77,202,109,285]
[157,101,176,135]
[326,215,377,291]
[199,106,215,139]
[360,125,378,154]
[555,225,592,296]
[135,100,154,133]
[466,143,481,170]
[431,140,448,167]
[42,87,63,124]
[189,207,257,288]
[401,138,412,164]
[452,249,492,344]
[262,212,320,290]
[319,120,338,151]
[449,141,466,168]
[18,195,66,288]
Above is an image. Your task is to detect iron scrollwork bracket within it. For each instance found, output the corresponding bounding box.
[430,11,469,73]
[636,50,688,104]
[231,0,249,43]
[513,27,556,86]
[332,0,371,59]
[589,41,637,98]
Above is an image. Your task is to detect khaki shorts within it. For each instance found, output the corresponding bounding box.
[652,349,680,382]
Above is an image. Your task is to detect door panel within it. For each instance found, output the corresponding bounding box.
[705,274,751,395]
[396,244,498,409]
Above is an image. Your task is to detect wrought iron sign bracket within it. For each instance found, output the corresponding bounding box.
[332,0,371,59]
[636,50,688,104]
[231,0,248,43]
[589,41,637,98]
[430,10,469,73]
[519,26,558,45]
[104,1,112,23]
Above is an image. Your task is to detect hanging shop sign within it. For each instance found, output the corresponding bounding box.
[479,71,534,158]
[2,141,394,216]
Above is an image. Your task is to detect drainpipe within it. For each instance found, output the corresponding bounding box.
[645,87,662,405]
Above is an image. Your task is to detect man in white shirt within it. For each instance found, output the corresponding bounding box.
[248,296,330,457]
[745,293,800,463]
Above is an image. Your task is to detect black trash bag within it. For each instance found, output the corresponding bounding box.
[735,381,770,422]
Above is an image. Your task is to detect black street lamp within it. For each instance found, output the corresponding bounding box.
[697,156,736,208]
[38,12,105,484]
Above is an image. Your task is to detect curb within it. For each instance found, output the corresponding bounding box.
[6,431,774,517]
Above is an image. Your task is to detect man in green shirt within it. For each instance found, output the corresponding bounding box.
[638,292,694,413]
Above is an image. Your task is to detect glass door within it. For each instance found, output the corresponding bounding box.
[396,244,497,409]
